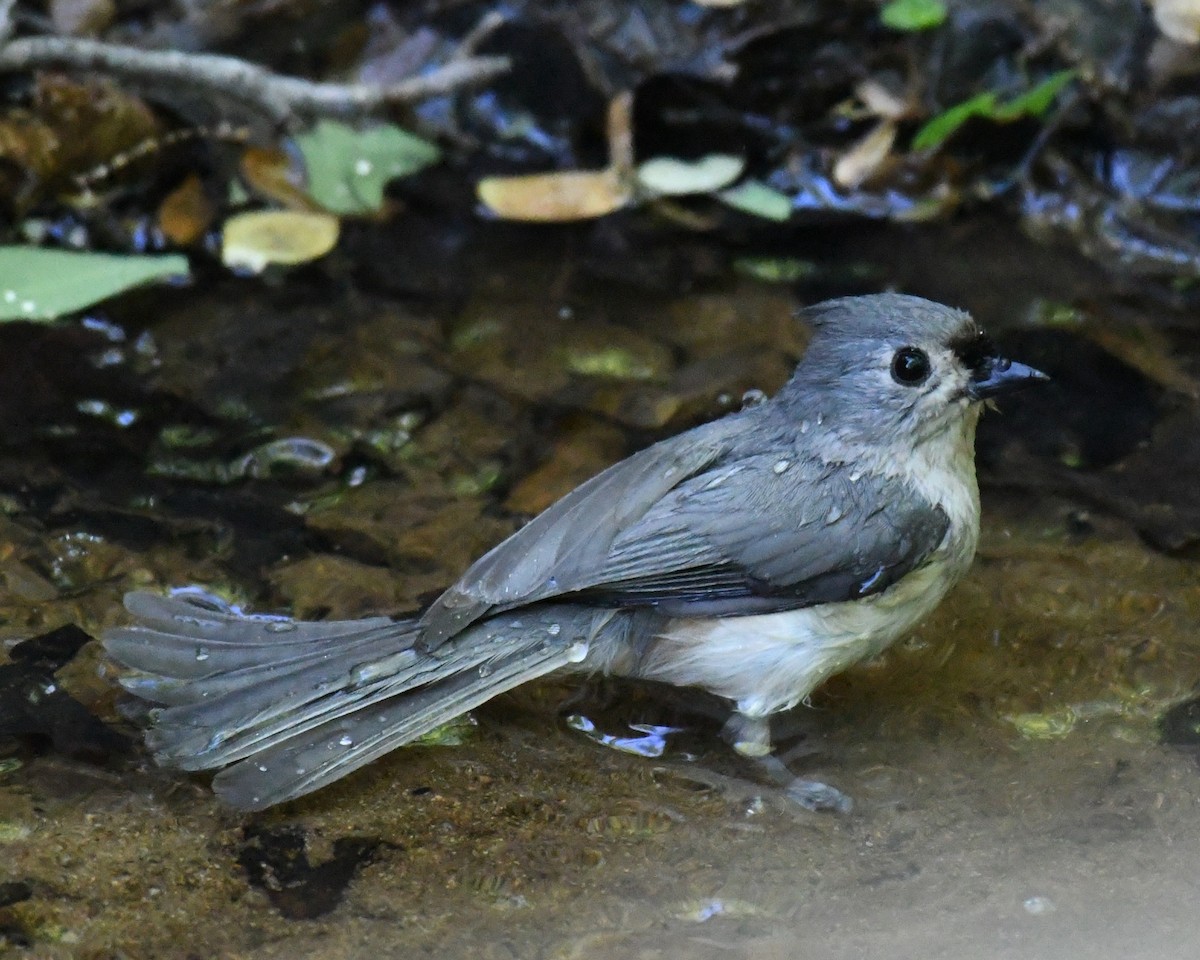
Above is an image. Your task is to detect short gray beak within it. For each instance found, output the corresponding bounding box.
[967,356,1049,400]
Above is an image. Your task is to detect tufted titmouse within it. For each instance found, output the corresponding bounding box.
[105,293,1046,810]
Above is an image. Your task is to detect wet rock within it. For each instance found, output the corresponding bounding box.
[0,626,130,763]
[1159,695,1200,745]
[237,824,396,920]
[269,553,424,620]
[303,482,513,588]
[505,415,627,515]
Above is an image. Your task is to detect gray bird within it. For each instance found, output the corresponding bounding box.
[104,293,1046,810]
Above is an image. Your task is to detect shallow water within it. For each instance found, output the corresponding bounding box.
[2,230,1199,959]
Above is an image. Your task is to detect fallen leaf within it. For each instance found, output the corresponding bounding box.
[855,79,913,120]
[294,120,440,215]
[834,121,898,189]
[158,174,214,246]
[222,210,340,273]
[477,168,631,221]
[0,247,188,322]
[636,154,745,197]
[240,146,324,211]
[718,180,793,221]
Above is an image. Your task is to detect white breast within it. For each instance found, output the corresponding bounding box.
[631,413,982,719]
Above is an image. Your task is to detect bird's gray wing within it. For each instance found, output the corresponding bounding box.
[416,417,745,650]
[572,453,951,616]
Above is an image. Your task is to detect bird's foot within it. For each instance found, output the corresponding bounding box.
[724,714,854,813]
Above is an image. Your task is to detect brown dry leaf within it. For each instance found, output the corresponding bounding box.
[477,167,631,221]
[833,120,898,189]
[240,146,324,211]
[477,92,635,222]
[158,174,214,246]
[222,209,340,273]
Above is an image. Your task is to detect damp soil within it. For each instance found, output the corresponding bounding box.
[3,223,1200,960]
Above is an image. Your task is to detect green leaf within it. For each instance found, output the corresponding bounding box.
[912,71,1077,152]
[911,91,997,151]
[992,69,1077,121]
[294,120,441,215]
[881,0,948,31]
[717,180,793,221]
[0,247,189,322]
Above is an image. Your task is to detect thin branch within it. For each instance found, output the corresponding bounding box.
[0,36,510,126]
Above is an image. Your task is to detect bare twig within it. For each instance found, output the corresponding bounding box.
[0,36,510,126]
[451,10,507,62]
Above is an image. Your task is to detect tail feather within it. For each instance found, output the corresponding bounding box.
[103,592,603,810]
[122,591,395,643]
[211,638,589,810]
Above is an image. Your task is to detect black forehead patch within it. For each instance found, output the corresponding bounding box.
[949,328,996,371]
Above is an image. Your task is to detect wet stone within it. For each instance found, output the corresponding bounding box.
[235,824,398,920]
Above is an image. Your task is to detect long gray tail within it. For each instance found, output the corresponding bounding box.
[104,592,596,810]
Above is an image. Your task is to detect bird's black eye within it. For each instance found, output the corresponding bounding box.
[891,347,931,385]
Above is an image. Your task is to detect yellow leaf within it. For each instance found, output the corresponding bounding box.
[477,168,631,222]
[222,210,340,273]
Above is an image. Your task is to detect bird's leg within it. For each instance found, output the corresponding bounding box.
[724,712,853,814]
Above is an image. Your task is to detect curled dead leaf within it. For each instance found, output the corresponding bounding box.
[833,121,898,189]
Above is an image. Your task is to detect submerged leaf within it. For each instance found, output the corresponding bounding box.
[0,247,188,322]
[294,120,440,215]
[477,168,631,221]
[222,210,340,273]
